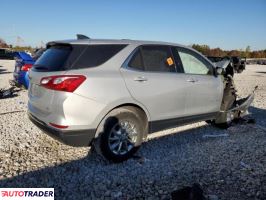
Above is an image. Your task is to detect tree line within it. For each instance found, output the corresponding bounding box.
[192,44,266,58]
[0,38,34,52]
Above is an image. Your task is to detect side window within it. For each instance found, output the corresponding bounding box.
[128,49,144,70]
[141,45,176,72]
[71,45,127,69]
[177,48,213,75]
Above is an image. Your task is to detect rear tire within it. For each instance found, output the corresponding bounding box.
[94,107,146,163]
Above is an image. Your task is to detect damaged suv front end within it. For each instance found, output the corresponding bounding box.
[213,59,257,127]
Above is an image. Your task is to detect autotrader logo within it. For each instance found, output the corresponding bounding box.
[0,188,54,199]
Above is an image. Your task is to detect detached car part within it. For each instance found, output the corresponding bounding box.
[0,87,17,99]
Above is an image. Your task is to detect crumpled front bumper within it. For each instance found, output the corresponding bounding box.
[228,92,255,114]
[216,86,257,123]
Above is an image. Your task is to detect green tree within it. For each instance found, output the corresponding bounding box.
[192,44,210,55]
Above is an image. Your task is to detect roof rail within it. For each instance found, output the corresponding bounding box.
[76,34,90,40]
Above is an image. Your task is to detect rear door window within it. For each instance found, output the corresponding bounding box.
[128,45,177,73]
[142,45,176,72]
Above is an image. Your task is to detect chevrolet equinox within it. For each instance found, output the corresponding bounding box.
[28,38,226,162]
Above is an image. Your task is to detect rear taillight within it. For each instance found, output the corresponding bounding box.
[49,123,68,129]
[40,75,86,92]
[21,64,33,71]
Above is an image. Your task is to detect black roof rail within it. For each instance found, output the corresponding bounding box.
[76,34,90,40]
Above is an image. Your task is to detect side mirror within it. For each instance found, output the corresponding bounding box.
[216,67,223,75]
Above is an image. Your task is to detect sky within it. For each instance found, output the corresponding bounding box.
[0,0,265,50]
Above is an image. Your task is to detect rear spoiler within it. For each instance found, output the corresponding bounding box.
[46,34,91,48]
[76,34,90,40]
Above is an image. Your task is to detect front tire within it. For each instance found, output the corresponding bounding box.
[94,107,146,162]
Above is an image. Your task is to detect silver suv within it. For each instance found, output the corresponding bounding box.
[28,38,224,162]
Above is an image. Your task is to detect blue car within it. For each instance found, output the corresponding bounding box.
[13,49,45,89]
[13,52,34,89]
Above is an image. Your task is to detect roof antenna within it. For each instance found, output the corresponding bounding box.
[76,34,90,40]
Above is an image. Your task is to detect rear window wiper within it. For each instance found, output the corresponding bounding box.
[33,65,49,71]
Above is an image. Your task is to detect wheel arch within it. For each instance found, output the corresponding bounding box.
[94,102,149,139]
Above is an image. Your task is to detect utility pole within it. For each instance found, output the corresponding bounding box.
[16,36,24,46]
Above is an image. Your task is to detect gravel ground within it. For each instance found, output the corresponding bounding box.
[0,60,265,200]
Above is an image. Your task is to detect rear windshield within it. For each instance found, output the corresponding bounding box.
[33,44,127,71]
[33,46,71,71]
[32,48,46,61]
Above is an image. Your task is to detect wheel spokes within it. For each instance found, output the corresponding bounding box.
[108,121,138,155]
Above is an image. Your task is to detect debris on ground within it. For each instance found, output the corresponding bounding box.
[132,155,150,164]
[240,161,252,170]
[202,134,229,138]
[0,87,20,99]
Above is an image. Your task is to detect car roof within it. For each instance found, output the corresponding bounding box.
[48,39,190,49]
[46,38,215,68]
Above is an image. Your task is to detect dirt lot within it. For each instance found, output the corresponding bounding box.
[0,60,265,200]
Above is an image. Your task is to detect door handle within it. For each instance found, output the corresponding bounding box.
[134,77,148,82]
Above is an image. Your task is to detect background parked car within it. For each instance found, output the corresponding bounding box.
[32,48,46,60]
[13,52,34,88]
[231,56,246,73]
[207,56,246,73]
[0,48,14,60]
[13,49,45,89]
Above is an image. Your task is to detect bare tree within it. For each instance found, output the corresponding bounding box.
[0,38,8,48]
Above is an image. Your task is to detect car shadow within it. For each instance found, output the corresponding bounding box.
[256,71,266,74]
[0,106,265,199]
[0,72,12,75]
[0,68,7,72]
[0,68,12,75]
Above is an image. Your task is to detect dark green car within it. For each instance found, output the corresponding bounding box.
[0,48,14,60]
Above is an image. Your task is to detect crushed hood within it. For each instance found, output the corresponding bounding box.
[214,59,231,69]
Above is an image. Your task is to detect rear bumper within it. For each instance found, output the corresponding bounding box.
[13,72,20,84]
[28,113,96,147]
[13,71,29,88]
